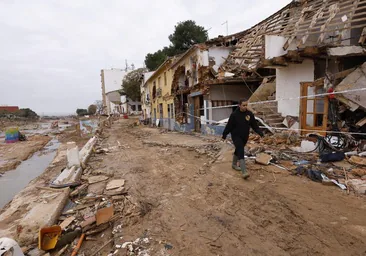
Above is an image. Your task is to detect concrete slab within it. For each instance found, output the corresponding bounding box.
[106,179,125,190]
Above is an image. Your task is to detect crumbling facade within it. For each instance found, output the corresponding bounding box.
[217,0,366,142]
[143,0,366,142]
[169,44,260,133]
[140,71,154,123]
[145,58,176,130]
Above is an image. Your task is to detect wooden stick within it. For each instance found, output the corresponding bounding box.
[36,186,67,192]
[90,239,114,256]
[71,233,85,256]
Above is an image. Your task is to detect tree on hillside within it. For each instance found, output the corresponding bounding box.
[145,50,167,71]
[169,20,208,53]
[144,20,208,71]
[16,108,39,119]
[121,68,147,101]
[76,109,88,116]
[88,104,97,115]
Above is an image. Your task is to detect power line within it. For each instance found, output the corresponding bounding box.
[174,111,366,137]
[200,87,366,110]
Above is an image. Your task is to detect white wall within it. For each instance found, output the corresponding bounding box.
[210,84,251,101]
[265,35,288,59]
[103,69,128,93]
[208,47,232,72]
[209,84,252,122]
[276,59,315,117]
[121,95,128,114]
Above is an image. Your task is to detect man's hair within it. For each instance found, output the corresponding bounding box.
[239,98,248,105]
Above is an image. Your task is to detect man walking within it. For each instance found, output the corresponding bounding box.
[222,99,264,179]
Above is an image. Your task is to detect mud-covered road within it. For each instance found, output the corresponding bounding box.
[86,119,366,255]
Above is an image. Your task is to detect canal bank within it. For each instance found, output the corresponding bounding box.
[0,139,60,209]
[0,116,105,247]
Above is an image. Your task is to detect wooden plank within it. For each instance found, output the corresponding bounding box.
[318,2,341,43]
[281,15,366,37]
[313,78,325,87]
[332,68,357,80]
[358,27,366,44]
[272,57,288,66]
[60,216,75,230]
[300,82,308,136]
[295,0,363,28]
[282,0,365,36]
[281,22,366,40]
[356,117,366,127]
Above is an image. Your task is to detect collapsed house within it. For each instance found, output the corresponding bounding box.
[169,40,270,133]
[142,0,366,147]
[201,0,366,144]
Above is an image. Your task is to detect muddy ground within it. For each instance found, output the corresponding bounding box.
[78,119,366,256]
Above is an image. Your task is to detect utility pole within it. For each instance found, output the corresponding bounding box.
[221,20,228,36]
[125,59,128,72]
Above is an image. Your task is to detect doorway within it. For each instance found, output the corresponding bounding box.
[194,95,204,132]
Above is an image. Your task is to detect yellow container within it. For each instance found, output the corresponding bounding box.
[38,225,62,251]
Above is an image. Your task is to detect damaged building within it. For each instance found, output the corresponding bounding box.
[206,0,366,145]
[169,40,268,133]
[143,0,366,147]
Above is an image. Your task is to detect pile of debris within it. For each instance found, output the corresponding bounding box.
[18,139,142,255]
[48,174,140,256]
[249,131,301,147]
[245,131,366,195]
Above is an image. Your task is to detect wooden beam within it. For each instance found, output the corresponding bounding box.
[302,46,321,57]
[262,59,274,67]
[313,78,325,87]
[359,27,366,45]
[272,57,288,66]
[286,50,304,62]
[332,67,357,80]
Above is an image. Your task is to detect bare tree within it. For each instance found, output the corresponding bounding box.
[95,100,104,114]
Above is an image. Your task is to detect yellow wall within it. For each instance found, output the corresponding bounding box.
[146,62,175,120]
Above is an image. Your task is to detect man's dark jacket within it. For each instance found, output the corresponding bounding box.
[222,108,264,141]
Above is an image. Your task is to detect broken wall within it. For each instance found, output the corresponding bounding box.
[209,84,251,121]
[106,91,121,103]
[277,59,315,117]
[265,35,295,59]
[314,59,340,79]
[224,0,366,73]
[336,62,366,109]
[208,47,232,72]
[248,78,276,103]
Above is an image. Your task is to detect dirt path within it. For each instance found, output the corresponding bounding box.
[88,119,366,256]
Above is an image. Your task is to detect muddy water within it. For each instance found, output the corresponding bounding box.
[0,139,60,209]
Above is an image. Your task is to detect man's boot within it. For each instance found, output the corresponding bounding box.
[239,159,250,179]
[232,155,241,171]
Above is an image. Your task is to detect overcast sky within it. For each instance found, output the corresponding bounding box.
[0,0,291,115]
